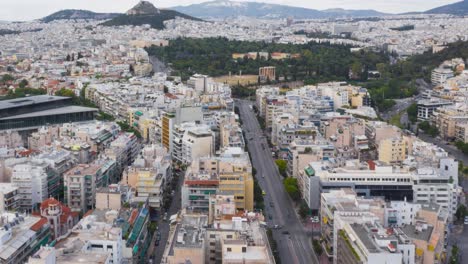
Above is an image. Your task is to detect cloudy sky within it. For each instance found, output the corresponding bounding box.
[0,0,461,21]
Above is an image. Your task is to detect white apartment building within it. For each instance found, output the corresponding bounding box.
[11,162,50,212]
[431,67,454,86]
[55,213,123,264]
[0,183,18,212]
[172,123,214,164]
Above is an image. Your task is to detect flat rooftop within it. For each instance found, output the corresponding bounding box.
[0,106,97,120]
[0,95,70,111]
[56,251,110,263]
[401,224,433,242]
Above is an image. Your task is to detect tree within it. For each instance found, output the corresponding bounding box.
[312,239,323,256]
[1,74,14,83]
[350,61,363,80]
[299,201,309,218]
[18,79,28,89]
[450,245,459,264]
[283,177,300,201]
[275,160,288,177]
[55,88,76,98]
[406,103,418,123]
[455,205,468,221]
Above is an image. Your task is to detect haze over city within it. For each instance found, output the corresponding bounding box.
[0,0,461,21]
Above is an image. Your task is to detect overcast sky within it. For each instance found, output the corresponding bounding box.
[0,0,461,21]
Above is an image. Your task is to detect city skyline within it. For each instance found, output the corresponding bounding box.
[0,0,461,21]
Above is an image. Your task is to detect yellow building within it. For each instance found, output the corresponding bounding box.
[378,137,406,164]
[432,106,468,140]
[182,148,254,212]
[200,152,254,211]
[162,111,175,151]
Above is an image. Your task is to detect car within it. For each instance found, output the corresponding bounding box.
[156,231,161,241]
[262,190,266,196]
[464,220,468,225]
[273,224,282,229]
[312,216,320,223]
[282,230,290,235]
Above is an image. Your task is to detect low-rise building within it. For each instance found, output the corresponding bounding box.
[0,212,51,264]
[0,183,18,212]
[417,99,453,121]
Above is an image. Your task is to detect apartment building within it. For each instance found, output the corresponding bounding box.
[455,122,468,143]
[54,211,123,264]
[172,123,214,165]
[11,160,54,212]
[255,86,279,117]
[64,160,117,213]
[162,111,175,152]
[431,67,454,86]
[105,132,140,177]
[378,137,407,164]
[0,183,18,212]
[432,105,468,140]
[0,212,51,264]
[182,148,254,212]
[417,99,453,121]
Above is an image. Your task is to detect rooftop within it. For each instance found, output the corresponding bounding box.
[0,213,46,261]
[0,105,97,120]
[0,95,70,111]
[0,183,17,194]
[400,224,433,242]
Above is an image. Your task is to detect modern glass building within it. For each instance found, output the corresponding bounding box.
[0,95,97,130]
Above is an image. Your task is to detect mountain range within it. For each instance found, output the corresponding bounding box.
[425,0,468,15]
[171,0,389,19]
[38,0,468,23]
[41,9,120,23]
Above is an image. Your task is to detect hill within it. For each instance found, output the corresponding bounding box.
[41,9,120,23]
[425,0,468,15]
[171,0,388,19]
[101,1,201,30]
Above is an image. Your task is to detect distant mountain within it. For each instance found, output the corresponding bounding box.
[171,0,388,19]
[41,9,120,23]
[101,1,201,30]
[321,8,387,18]
[425,0,468,15]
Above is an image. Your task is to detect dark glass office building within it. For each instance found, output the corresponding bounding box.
[0,95,98,130]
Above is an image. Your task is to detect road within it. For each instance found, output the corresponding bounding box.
[150,171,184,263]
[381,78,429,121]
[237,99,319,264]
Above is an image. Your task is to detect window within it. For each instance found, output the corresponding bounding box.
[227,235,233,239]
[210,234,216,238]
[242,247,247,253]
[210,242,216,246]
[227,248,232,252]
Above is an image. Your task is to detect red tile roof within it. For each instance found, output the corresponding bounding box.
[30,218,48,232]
